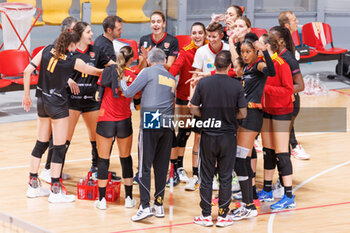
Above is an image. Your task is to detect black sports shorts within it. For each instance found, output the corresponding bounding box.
[96,117,133,139]
[292,93,300,117]
[240,108,263,132]
[263,112,292,121]
[68,98,101,113]
[175,97,189,105]
[37,97,69,119]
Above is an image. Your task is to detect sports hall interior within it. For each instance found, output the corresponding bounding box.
[0,0,350,232]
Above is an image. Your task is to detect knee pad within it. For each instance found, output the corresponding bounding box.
[120,156,134,178]
[235,158,248,181]
[31,140,49,159]
[236,146,250,159]
[176,128,191,147]
[90,141,97,157]
[276,153,293,176]
[49,136,54,150]
[246,157,254,178]
[253,172,256,178]
[251,147,257,159]
[51,145,66,163]
[263,147,277,170]
[97,157,110,179]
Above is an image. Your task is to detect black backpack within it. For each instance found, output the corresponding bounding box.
[336,51,350,78]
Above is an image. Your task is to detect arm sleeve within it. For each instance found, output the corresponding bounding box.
[192,49,203,70]
[289,57,301,76]
[190,81,201,106]
[264,63,294,96]
[120,69,148,97]
[169,50,185,76]
[262,50,276,77]
[97,48,110,67]
[169,37,179,57]
[237,84,247,108]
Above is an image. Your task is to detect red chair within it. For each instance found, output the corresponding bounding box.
[118,38,139,60]
[0,49,38,85]
[250,28,268,38]
[292,30,318,59]
[175,35,192,50]
[0,79,12,88]
[31,45,45,71]
[302,22,347,54]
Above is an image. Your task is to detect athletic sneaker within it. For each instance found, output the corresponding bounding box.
[39,168,51,183]
[152,204,165,218]
[232,174,240,193]
[193,215,213,227]
[39,169,70,182]
[291,143,310,160]
[253,198,261,208]
[131,205,153,222]
[185,175,199,191]
[166,172,180,187]
[273,180,285,199]
[125,196,137,208]
[26,177,50,198]
[212,176,219,191]
[95,198,107,210]
[254,139,262,153]
[109,171,122,182]
[233,191,242,200]
[228,206,258,221]
[216,216,233,227]
[48,190,75,203]
[270,195,296,210]
[133,172,139,185]
[258,189,274,202]
[177,167,189,183]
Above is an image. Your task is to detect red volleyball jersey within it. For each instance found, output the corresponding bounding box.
[262,53,294,115]
[98,68,137,122]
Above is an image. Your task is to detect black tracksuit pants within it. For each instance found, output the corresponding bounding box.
[199,131,236,217]
[138,128,173,208]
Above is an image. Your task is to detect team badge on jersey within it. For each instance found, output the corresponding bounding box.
[164,42,170,49]
[90,52,95,58]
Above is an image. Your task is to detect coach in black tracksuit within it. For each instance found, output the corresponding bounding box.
[189,50,247,220]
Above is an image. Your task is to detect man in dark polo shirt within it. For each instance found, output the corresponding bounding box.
[189,50,247,227]
[94,15,124,62]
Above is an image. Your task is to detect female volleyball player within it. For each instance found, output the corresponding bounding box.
[23,30,103,203]
[94,46,140,210]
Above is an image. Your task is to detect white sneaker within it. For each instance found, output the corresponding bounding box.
[291,143,310,160]
[39,169,51,183]
[233,191,242,200]
[254,140,262,153]
[177,167,189,183]
[131,205,153,222]
[95,198,107,210]
[125,196,137,208]
[26,178,50,198]
[194,215,213,227]
[152,204,165,218]
[212,176,219,191]
[228,206,257,221]
[216,216,233,227]
[48,190,75,203]
[185,175,199,191]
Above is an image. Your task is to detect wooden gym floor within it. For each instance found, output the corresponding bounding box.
[0,90,350,233]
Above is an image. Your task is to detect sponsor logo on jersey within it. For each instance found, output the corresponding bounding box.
[90,52,95,58]
[164,42,170,49]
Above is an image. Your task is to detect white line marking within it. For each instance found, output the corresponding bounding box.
[267,160,350,233]
[0,147,194,171]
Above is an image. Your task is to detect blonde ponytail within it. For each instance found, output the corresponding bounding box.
[116,46,134,80]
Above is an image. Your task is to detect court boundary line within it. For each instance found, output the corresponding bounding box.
[111,201,350,233]
[267,160,350,233]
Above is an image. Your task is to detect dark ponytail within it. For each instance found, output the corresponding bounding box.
[54,31,80,59]
[270,26,295,55]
